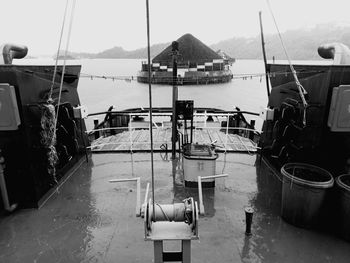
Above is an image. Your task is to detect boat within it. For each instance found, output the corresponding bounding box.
[1,6,350,263]
[260,42,350,176]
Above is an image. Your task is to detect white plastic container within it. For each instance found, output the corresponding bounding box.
[183,144,218,187]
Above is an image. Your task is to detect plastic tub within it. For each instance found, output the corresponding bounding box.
[183,144,218,187]
[335,174,350,240]
[281,163,334,228]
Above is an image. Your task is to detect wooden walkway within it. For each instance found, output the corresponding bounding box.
[90,128,257,153]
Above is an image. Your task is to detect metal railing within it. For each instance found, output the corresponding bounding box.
[86,111,260,152]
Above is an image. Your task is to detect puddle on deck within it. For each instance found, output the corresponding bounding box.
[0,152,349,262]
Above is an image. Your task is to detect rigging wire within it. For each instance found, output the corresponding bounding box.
[266,0,308,125]
[54,0,77,134]
[48,0,69,102]
[145,0,156,220]
[78,69,324,83]
[14,66,325,85]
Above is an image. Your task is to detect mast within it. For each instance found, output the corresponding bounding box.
[259,11,270,97]
[145,0,155,218]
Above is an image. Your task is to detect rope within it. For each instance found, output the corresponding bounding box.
[14,67,326,85]
[266,0,308,125]
[48,0,69,102]
[54,0,77,135]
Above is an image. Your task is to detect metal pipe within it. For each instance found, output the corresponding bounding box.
[197,176,205,215]
[200,174,228,180]
[0,43,28,64]
[245,207,254,235]
[0,154,17,212]
[145,0,156,220]
[171,41,179,159]
[136,178,141,216]
[141,182,150,217]
[87,110,260,117]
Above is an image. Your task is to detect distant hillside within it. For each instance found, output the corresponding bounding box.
[211,24,350,60]
[64,23,350,60]
[95,43,169,59]
[63,43,169,59]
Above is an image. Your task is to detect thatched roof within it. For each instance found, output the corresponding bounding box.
[152,34,221,64]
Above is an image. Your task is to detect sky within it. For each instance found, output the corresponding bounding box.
[1,0,350,56]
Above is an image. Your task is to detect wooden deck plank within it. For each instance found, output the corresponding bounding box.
[91,128,256,153]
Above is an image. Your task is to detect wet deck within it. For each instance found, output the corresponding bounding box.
[0,152,350,263]
[91,128,257,153]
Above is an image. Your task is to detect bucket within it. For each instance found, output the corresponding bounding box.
[281,163,334,228]
[335,174,350,240]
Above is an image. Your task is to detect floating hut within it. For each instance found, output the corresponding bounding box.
[137,34,233,85]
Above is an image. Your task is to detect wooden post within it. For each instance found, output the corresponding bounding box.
[171,41,179,159]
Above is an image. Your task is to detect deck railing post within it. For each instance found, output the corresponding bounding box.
[225,113,229,151]
[249,120,256,140]
[93,118,100,139]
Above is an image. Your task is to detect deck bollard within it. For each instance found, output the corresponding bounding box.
[93,119,100,139]
[245,207,254,236]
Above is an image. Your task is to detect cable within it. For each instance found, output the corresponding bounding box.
[266,0,308,125]
[49,0,69,102]
[54,0,77,135]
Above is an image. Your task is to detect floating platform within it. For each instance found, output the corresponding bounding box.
[90,128,257,153]
[137,70,233,85]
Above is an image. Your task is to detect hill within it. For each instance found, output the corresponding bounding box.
[211,23,350,60]
[64,23,350,60]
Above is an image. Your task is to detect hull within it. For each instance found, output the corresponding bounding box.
[0,64,89,209]
[260,63,350,176]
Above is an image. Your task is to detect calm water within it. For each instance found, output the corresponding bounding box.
[18,58,268,130]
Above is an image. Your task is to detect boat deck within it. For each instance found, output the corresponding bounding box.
[91,128,257,153]
[0,152,349,262]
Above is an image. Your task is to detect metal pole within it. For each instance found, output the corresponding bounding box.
[145,0,155,219]
[171,41,179,159]
[259,11,270,97]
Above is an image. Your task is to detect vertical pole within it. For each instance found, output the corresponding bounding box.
[93,118,99,139]
[225,113,229,152]
[154,241,163,263]
[249,120,256,140]
[182,240,191,263]
[259,11,270,97]
[0,153,17,212]
[171,41,179,159]
[136,178,141,216]
[245,207,254,236]
[197,176,205,215]
[145,0,155,219]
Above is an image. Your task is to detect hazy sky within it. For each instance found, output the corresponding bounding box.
[1,0,350,56]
